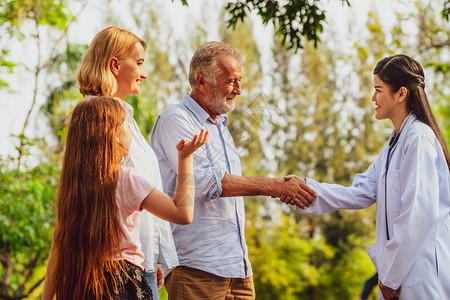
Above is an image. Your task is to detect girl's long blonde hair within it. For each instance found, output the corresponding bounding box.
[77,26,146,97]
[52,97,127,299]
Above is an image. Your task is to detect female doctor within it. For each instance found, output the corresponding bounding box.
[283,54,450,299]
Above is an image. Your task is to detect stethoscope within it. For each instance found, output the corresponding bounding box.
[383,112,412,241]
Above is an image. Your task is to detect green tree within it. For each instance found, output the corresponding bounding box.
[0,157,60,299]
[128,1,187,138]
[443,0,450,20]
[236,8,394,299]
[2,1,448,299]
[175,0,450,51]
[175,0,350,51]
[0,1,87,298]
[197,5,382,298]
[40,43,87,154]
[0,0,87,168]
[390,0,450,146]
[256,38,378,299]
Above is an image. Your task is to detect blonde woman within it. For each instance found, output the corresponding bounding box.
[77,27,178,299]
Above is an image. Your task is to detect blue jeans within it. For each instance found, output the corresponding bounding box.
[143,270,160,300]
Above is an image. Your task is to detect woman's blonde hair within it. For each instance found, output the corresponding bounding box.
[77,26,146,97]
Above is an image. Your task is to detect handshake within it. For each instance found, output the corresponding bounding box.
[272,175,316,209]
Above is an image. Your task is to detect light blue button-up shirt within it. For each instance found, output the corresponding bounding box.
[150,93,252,278]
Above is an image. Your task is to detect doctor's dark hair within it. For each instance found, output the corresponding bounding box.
[374,54,449,171]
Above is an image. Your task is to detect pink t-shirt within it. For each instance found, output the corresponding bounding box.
[114,167,155,269]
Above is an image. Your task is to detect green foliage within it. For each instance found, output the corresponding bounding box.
[41,43,86,152]
[426,61,450,73]
[221,12,266,176]
[437,97,450,146]
[171,0,188,5]
[0,50,17,89]
[181,0,450,51]
[123,2,189,137]
[0,0,82,90]
[188,6,381,298]
[443,0,450,20]
[227,0,328,51]
[250,32,380,298]
[126,95,158,138]
[1,1,448,299]
[246,207,334,299]
[391,0,450,148]
[0,0,73,30]
[0,158,59,299]
[176,0,351,51]
[0,58,17,69]
[1,1,84,298]
[176,0,449,51]
[0,163,57,255]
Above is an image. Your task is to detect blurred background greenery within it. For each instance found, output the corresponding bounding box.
[0,0,449,299]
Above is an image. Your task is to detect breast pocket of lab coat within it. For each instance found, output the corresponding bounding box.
[386,169,402,236]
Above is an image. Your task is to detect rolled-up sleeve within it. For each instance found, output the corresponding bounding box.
[150,111,225,202]
[151,95,250,278]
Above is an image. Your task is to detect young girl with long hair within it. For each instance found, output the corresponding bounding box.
[284,54,450,299]
[42,97,208,299]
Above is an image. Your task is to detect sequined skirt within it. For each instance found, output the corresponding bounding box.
[102,260,153,300]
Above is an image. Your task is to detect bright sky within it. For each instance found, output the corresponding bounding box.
[0,0,415,158]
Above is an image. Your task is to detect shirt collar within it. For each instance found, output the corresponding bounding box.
[122,100,134,116]
[84,95,135,117]
[182,93,228,126]
[396,113,417,143]
[84,95,134,117]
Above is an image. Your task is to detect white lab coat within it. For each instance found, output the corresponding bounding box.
[299,115,450,299]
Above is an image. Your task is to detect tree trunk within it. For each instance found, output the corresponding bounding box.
[0,252,13,296]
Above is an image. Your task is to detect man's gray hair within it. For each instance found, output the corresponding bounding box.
[188,41,241,88]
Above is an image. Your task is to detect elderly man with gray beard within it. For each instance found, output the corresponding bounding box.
[150,41,316,299]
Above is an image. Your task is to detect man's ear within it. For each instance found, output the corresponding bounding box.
[196,73,208,93]
[397,86,408,103]
[110,57,120,77]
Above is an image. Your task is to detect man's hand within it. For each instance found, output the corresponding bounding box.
[379,280,399,300]
[155,264,164,291]
[276,175,316,209]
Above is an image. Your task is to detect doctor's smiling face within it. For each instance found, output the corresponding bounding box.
[372,75,396,120]
[372,75,408,127]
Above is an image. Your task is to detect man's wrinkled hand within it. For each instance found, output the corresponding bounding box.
[379,280,399,300]
[277,175,317,209]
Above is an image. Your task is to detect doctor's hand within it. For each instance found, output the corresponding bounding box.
[277,175,317,209]
[379,280,399,300]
